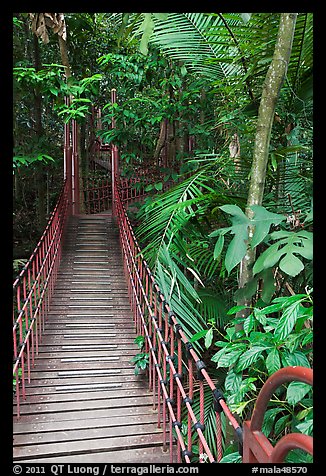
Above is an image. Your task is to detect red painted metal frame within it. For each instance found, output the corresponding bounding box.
[243,366,313,463]
[13,180,71,418]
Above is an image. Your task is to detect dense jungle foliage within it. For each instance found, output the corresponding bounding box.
[13,13,313,462]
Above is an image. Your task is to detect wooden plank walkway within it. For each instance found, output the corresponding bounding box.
[13,213,170,463]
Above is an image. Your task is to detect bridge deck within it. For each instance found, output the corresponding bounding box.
[13,213,170,463]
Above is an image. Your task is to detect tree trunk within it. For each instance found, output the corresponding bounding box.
[33,33,47,230]
[235,13,297,324]
[154,119,167,164]
[58,35,72,79]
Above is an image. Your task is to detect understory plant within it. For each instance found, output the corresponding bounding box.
[208,291,313,463]
[131,335,149,375]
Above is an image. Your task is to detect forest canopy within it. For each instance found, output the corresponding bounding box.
[13,12,313,463]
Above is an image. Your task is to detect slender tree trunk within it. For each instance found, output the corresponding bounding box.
[154,119,167,164]
[236,13,297,324]
[33,33,47,230]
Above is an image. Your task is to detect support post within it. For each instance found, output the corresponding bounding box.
[111,88,118,217]
[64,97,72,215]
[72,119,80,215]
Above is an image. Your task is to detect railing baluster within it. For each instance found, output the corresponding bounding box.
[13,180,70,419]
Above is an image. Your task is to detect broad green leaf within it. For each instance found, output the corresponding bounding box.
[225,368,242,395]
[253,308,267,325]
[236,346,267,372]
[265,348,281,375]
[225,231,248,273]
[259,302,283,315]
[152,13,169,21]
[279,252,304,277]
[261,268,277,303]
[253,241,281,275]
[274,300,301,340]
[154,182,163,191]
[243,314,255,336]
[227,304,248,315]
[250,205,285,248]
[139,13,155,55]
[216,349,243,368]
[282,350,311,368]
[286,382,311,405]
[219,452,242,463]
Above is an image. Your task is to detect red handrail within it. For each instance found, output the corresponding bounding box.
[13,179,70,418]
[115,175,237,463]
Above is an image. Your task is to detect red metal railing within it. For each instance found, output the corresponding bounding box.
[115,175,240,462]
[13,179,70,418]
[83,177,111,214]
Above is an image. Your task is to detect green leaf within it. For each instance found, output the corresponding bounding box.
[261,268,277,303]
[154,182,163,191]
[152,13,169,21]
[274,414,290,436]
[225,231,248,273]
[282,350,311,368]
[219,452,242,463]
[236,346,267,372]
[279,253,304,277]
[262,407,283,437]
[213,234,224,259]
[190,329,208,343]
[286,382,311,405]
[265,348,281,375]
[216,349,243,368]
[274,300,301,340]
[225,368,242,395]
[227,305,248,315]
[250,205,285,248]
[243,314,255,336]
[204,327,213,349]
[139,13,154,55]
[296,418,313,436]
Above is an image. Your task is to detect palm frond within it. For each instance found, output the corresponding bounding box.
[149,13,244,82]
[136,168,216,267]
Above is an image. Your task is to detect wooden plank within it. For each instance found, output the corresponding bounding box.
[13,413,159,434]
[13,388,153,407]
[13,405,157,425]
[13,432,165,461]
[14,422,163,446]
[15,446,171,463]
[14,394,155,416]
